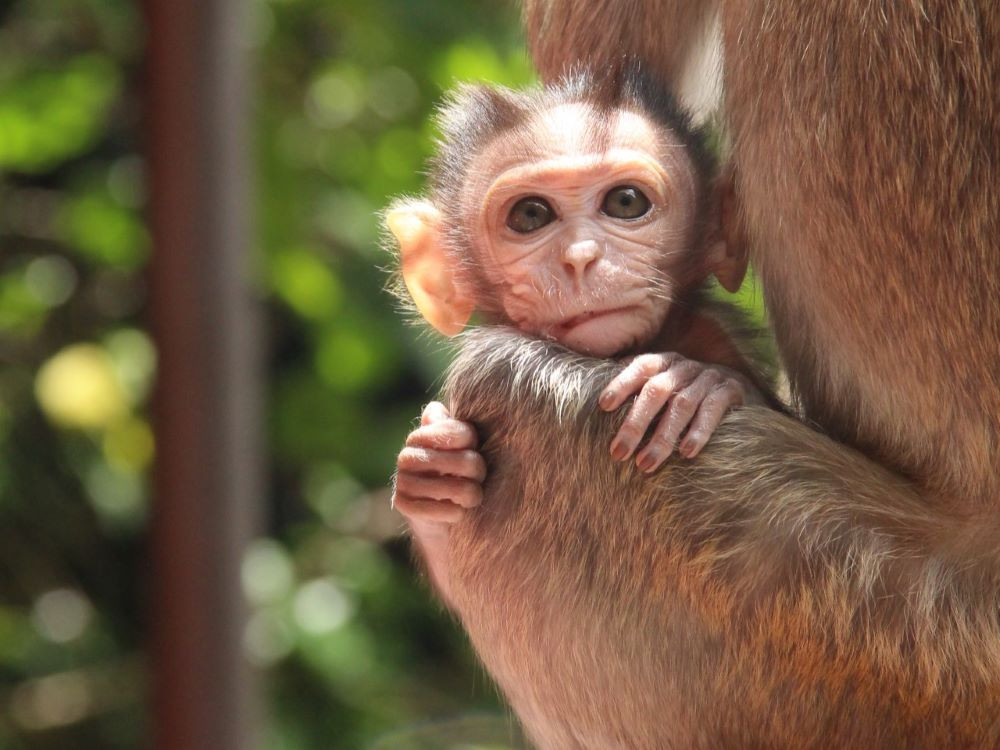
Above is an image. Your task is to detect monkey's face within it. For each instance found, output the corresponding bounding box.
[469,105,701,357]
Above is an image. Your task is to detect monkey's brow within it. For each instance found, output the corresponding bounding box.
[493,148,667,177]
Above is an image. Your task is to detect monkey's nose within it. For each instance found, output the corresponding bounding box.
[562,240,601,279]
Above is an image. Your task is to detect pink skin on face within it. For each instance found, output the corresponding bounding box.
[469,104,700,357]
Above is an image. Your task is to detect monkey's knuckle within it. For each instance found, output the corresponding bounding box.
[674,362,702,381]
[634,354,667,374]
[633,353,659,367]
[715,381,745,406]
[646,373,676,397]
[456,447,476,462]
[671,392,695,413]
[699,368,724,386]
[397,446,429,468]
[461,450,488,480]
[723,382,746,406]
[642,383,667,402]
[451,421,479,446]
[405,427,434,448]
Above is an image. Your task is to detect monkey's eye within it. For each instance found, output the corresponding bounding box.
[506,197,555,233]
[601,185,651,220]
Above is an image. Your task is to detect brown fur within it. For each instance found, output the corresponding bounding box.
[524,0,1000,511]
[442,328,1000,749]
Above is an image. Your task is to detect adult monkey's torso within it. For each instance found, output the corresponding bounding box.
[433,3,1000,748]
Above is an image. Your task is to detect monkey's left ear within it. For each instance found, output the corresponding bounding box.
[707,168,749,294]
[386,201,475,336]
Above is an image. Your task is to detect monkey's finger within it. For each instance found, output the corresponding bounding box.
[678,383,743,459]
[635,370,723,472]
[393,492,466,524]
[610,363,701,461]
[394,472,483,508]
[421,401,451,426]
[397,446,487,482]
[599,353,680,411]
[406,418,479,451]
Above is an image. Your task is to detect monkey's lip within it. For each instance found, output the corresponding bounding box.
[555,306,636,333]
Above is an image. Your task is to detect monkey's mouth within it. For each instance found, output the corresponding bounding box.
[554,306,635,335]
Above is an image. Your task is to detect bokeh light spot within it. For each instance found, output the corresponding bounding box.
[292,579,352,636]
[306,66,366,129]
[244,610,295,667]
[242,539,296,605]
[315,189,377,251]
[104,328,157,406]
[367,67,419,121]
[24,256,77,307]
[84,460,146,527]
[31,589,93,644]
[35,344,127,429]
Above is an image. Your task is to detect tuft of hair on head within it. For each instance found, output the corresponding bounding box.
[427,60,717,220]
[584,57,717,183]
[383,61,721,330]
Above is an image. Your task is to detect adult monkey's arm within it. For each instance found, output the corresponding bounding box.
[442,329,1000,750]
[524,1,1000,513]
[432,5,1000,748]
[523,0,717,91]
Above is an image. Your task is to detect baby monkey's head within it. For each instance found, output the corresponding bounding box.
[387,65,746,357]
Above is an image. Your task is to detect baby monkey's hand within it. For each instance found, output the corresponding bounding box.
[393,401,486,526]
[599,353,759,472]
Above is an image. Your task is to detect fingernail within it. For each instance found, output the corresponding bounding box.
[636,452,656,472]
[610,438,629,461]
[599,390,616,410]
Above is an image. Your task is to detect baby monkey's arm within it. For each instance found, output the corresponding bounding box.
[600,353,765,472]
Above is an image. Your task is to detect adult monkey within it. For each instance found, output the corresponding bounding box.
[523,1,1000,512]
[406,2,1000,749]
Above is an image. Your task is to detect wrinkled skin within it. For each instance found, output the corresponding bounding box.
[470,105,699,358]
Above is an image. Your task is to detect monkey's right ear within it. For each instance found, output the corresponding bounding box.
[386,201,475,336]
[708,167,749,294]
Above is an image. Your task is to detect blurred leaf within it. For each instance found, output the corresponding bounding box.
[0,55,120,173]
[101,417,154,473]
[0,266,49,333]
[58,190,149,269]
[432,38,535,90]
[269,247,344,321]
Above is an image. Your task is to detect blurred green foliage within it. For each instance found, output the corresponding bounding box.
[0,0,533,747]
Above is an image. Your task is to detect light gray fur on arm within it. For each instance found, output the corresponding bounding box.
[436,327,1000,749]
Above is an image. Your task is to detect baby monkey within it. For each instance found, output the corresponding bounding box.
[387,69,773,546]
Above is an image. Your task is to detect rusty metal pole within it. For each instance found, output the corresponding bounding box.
[144,0,259,747]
